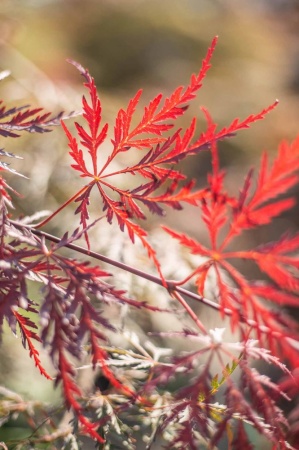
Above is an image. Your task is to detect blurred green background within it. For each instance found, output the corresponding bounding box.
[0,0,299,447]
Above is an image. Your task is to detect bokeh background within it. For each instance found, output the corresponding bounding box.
[1,0,299,447]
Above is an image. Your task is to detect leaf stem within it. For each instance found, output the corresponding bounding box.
[9,220,283,340]
[34,185,89,229]
[170,290,208,334]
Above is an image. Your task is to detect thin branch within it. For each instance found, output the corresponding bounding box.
[170,290,208,334]
[9,220,283,339]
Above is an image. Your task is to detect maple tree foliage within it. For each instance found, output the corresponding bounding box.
[1,37,299,449]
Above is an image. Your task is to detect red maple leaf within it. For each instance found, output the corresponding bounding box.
[163,132,299,368]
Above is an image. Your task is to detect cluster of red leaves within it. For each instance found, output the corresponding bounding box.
[3,208,174,442]
[164,133,299,367]
[2,37,299,448]
[48,36,278,278]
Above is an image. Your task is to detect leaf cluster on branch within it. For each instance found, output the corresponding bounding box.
[1,37,299,449]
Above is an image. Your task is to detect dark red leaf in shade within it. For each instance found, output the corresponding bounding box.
[232,422,254,449]
[12,310,52,380]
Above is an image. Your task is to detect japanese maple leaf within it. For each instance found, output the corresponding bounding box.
[164,132,299,367]
[37,37,277,281]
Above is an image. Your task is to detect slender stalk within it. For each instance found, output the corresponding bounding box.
[171,290,207,334]
[9,220,282,339]
[34,185,89,229]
